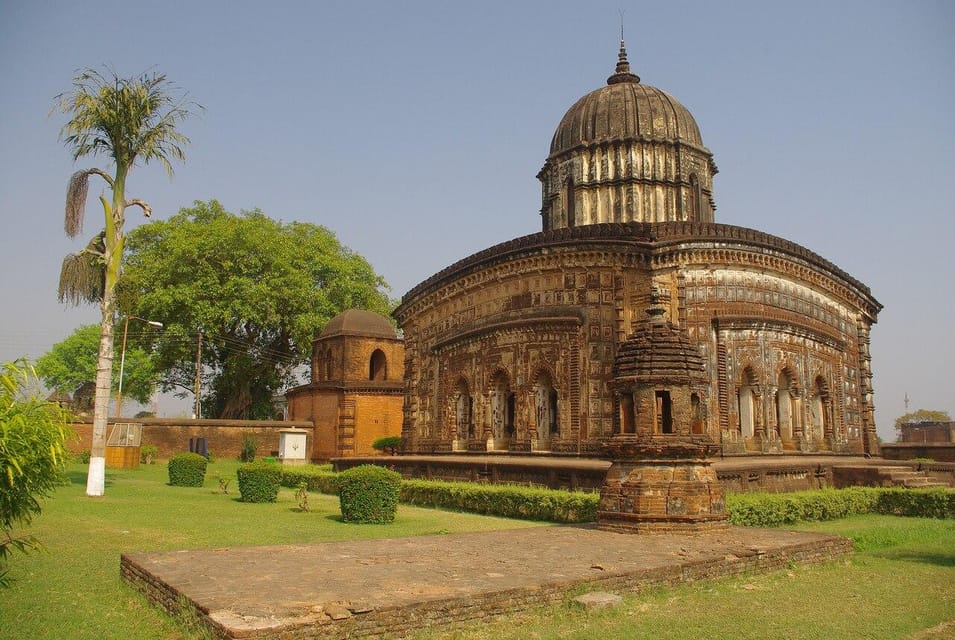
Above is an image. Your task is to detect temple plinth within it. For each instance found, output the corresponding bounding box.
[597,434,728,534]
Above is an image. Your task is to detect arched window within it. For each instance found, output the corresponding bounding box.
[324,348,333,381]
[691,393,703,434]
[655,390,673,434]
[620,392,635,434]
[369,349,387,381]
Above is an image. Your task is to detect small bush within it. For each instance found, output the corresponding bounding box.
[167,453,208,487]
[140,445,158,464]
[371,435,402,456]
[78,450,91,464]
[237,460,282,503]
[239,433,257,463]
[338,465,401,523]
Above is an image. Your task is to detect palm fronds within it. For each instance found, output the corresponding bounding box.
[57,233,105,306]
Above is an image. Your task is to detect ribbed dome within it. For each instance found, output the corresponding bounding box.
[549,42,704,158]
[614,320,707,386]
[320,309,396,339]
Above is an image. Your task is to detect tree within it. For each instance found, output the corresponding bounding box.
[53,66,199,496]
[0,361,74,587]
[35,324,159,408]
[894,409,952,440]
[118,200,394,419]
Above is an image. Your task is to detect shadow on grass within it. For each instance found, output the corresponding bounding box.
[65,469,116,488]
[875,551,955,567]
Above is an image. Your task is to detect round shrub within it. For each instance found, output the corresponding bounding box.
[167,452,208,487]
[338,464,401,523]
[237,460,282,503]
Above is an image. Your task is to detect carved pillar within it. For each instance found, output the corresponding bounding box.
[857,323,879,455]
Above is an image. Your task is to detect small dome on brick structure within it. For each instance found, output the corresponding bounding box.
[614,306,707,387]
[320,309,396,340]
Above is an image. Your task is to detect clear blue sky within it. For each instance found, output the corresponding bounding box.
[1,1,952,439]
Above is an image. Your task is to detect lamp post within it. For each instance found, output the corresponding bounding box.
[116,316,163,418]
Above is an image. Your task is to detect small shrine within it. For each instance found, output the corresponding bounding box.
[597,288,728,534]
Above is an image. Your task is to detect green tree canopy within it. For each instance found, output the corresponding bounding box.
[118,200,394,419]
[35,324,159,406]
[0,361,74,587]
[894,409,952,439]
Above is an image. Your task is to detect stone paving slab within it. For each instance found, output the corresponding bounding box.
[121,525,851,639]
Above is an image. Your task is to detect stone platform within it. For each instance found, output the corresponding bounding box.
[122,525,851,639]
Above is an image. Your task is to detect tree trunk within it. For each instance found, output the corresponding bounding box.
[86,174,125,497]
[86,287,115,496]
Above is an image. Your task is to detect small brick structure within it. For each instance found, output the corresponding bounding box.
[286,310,404,460]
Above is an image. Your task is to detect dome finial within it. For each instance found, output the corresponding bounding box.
[607,17,640,85]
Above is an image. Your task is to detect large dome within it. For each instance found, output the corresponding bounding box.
[549,50,703,157]
[538,41,717,230]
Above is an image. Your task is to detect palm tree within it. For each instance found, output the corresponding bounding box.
[53,67,199,496]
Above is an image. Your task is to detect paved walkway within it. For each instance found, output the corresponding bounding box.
[122,524,850,639]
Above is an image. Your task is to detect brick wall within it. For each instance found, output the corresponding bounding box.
[69,418,314,461]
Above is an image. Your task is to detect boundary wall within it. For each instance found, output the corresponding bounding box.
[70,418,314,461]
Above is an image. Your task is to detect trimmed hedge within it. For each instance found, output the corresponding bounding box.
[726,487,955,527]
[338,465,401,524]
[280,466,340,494]
[400,479,598,523]
[237,460,282,503]
[874,488,955,519]
[167,452,208,487]
[273,463,954,525]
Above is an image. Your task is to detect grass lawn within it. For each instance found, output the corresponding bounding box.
[2,460,953,640]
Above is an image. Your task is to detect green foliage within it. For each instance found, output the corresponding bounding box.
[873,488,955,519]
[236,460,282,503]
[35,324,159,404]
[371,435,402,455]
[400,480,599,523]
[726,487,955,527]
[118,199,395,419]
[338,465,401,523]
[166,452,208,487]
[726,488,879,527]
[280,465,340,494]
[894,408,951,439]
[0,361,75,587]
[295,482,309,512]
[239,433,257,462]
[139,445,158,464]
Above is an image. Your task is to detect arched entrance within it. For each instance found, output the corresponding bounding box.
[489,371,513,450]
[533,372,558,450]
[453,378,473,450]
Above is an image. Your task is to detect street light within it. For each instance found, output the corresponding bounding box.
[116,316,163,418]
